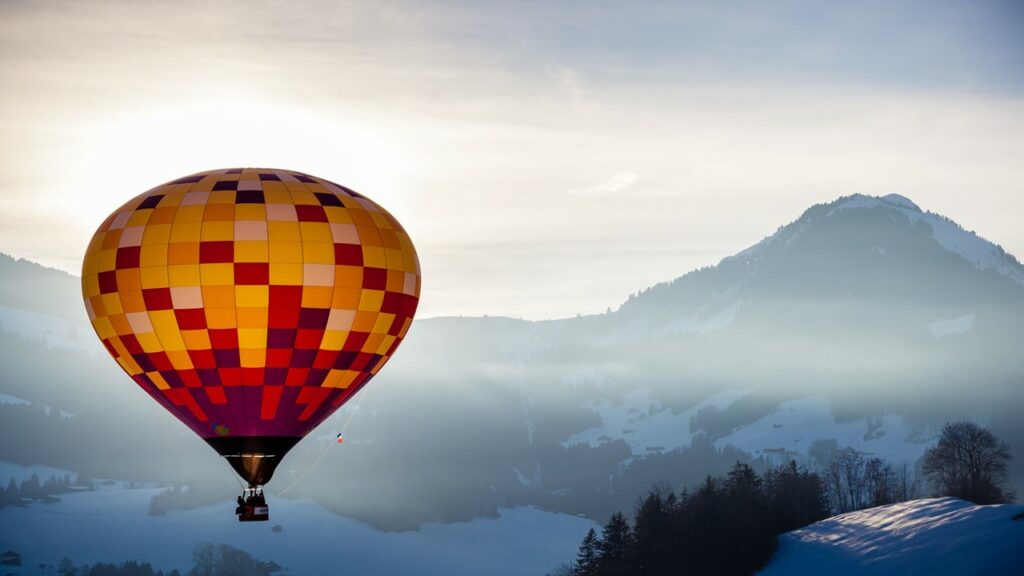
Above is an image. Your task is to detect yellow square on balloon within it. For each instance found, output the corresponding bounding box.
[236,286,269,307]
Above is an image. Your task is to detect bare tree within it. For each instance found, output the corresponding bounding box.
[819,448,919,513]
[893,461,919,502]
[828,448,869,513]
[922,421,1012,505]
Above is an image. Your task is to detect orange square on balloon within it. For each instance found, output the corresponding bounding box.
[168,242,200,265]
[201,285,234,307]
[237,307,269,328]
[205,308,237,329]
[115,269,142,292]
[301,286,333,308]
[181,329,212,350]
[203,204,235,222]
[332,288,361,309]
[119,290,148,313]
[352,311,378,333]
[147,207,177,225]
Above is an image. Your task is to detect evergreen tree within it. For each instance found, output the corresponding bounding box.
[632,491,671,576]
[58,557,77,576]
[723,462,775,573]
[763,461,830,534]
[21,473,42,500]
[574,528,599,576]
[595,512,635,576]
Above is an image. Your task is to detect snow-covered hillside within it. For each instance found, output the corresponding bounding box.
[0,461,75,486]
[829,194,1024,286]
[563,388,751,454]
[563,391,934,465]
[714,396,934,465]
[0,305,96,353]
[760,497,1024,575]
[0,488,597,575]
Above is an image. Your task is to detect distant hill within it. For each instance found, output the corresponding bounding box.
[760,497,1024,575]
[0,253,85,323]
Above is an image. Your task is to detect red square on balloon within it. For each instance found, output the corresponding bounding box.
[266,348,292,367]
[218,367,243,386]
[179,370,202,388]
[285,368,309,386]
[209,328,239,349]
[295,329,324,349]
[313,350,339,369]
[242,368,265,386]
[142,288,173,310]
[189,349,217,369]
[175,309,207,330]
[268,307,300,328]
[234,263,269,285]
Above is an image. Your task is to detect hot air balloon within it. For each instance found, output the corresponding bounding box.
[81,168,420,521]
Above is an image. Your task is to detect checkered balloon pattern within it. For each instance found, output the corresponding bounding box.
[81,168,420,440]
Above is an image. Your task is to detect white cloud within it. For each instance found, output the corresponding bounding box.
[573,172,641,196]
[545,64,591,112]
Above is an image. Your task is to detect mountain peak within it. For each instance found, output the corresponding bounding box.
[830,193,921,215]
[670,193,1024,312]
[879,193,920,211]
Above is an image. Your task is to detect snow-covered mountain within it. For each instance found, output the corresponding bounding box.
[527,192,1024,469]
[760,497,1024,575]
[2,193,1022,531]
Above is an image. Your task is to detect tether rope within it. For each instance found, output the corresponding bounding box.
[273,386,372,498]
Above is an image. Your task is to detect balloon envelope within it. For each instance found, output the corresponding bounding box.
[81,168,420,485]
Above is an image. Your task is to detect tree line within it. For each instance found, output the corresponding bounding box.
[558,421,1013,576]
[565,461,829,576]
[53,543,280,576]
[0,472,83,508]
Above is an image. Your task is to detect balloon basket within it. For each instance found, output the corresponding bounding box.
[236,487,269,522]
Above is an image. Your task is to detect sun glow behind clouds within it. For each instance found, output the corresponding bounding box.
[66,97,417,233]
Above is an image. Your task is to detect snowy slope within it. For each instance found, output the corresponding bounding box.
[720,193,1024,287]
[829,194,1024,286]
[563,391,933,465]
[0,461,75,485]
[562,388,751,454]
[714,396,934,465]
[760,497,1024,575]
[0,304,97,353]
[0,487,597,576]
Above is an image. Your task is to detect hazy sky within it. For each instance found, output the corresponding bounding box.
[2,0,1022,319]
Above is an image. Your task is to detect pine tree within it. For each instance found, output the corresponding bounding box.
[722,462,775,574]
[21,474,42,500]
[595,512,635,576]
[58,557,76,576]
[764,460,829,534]
[574,528,599,575]
[632,491,670,575]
